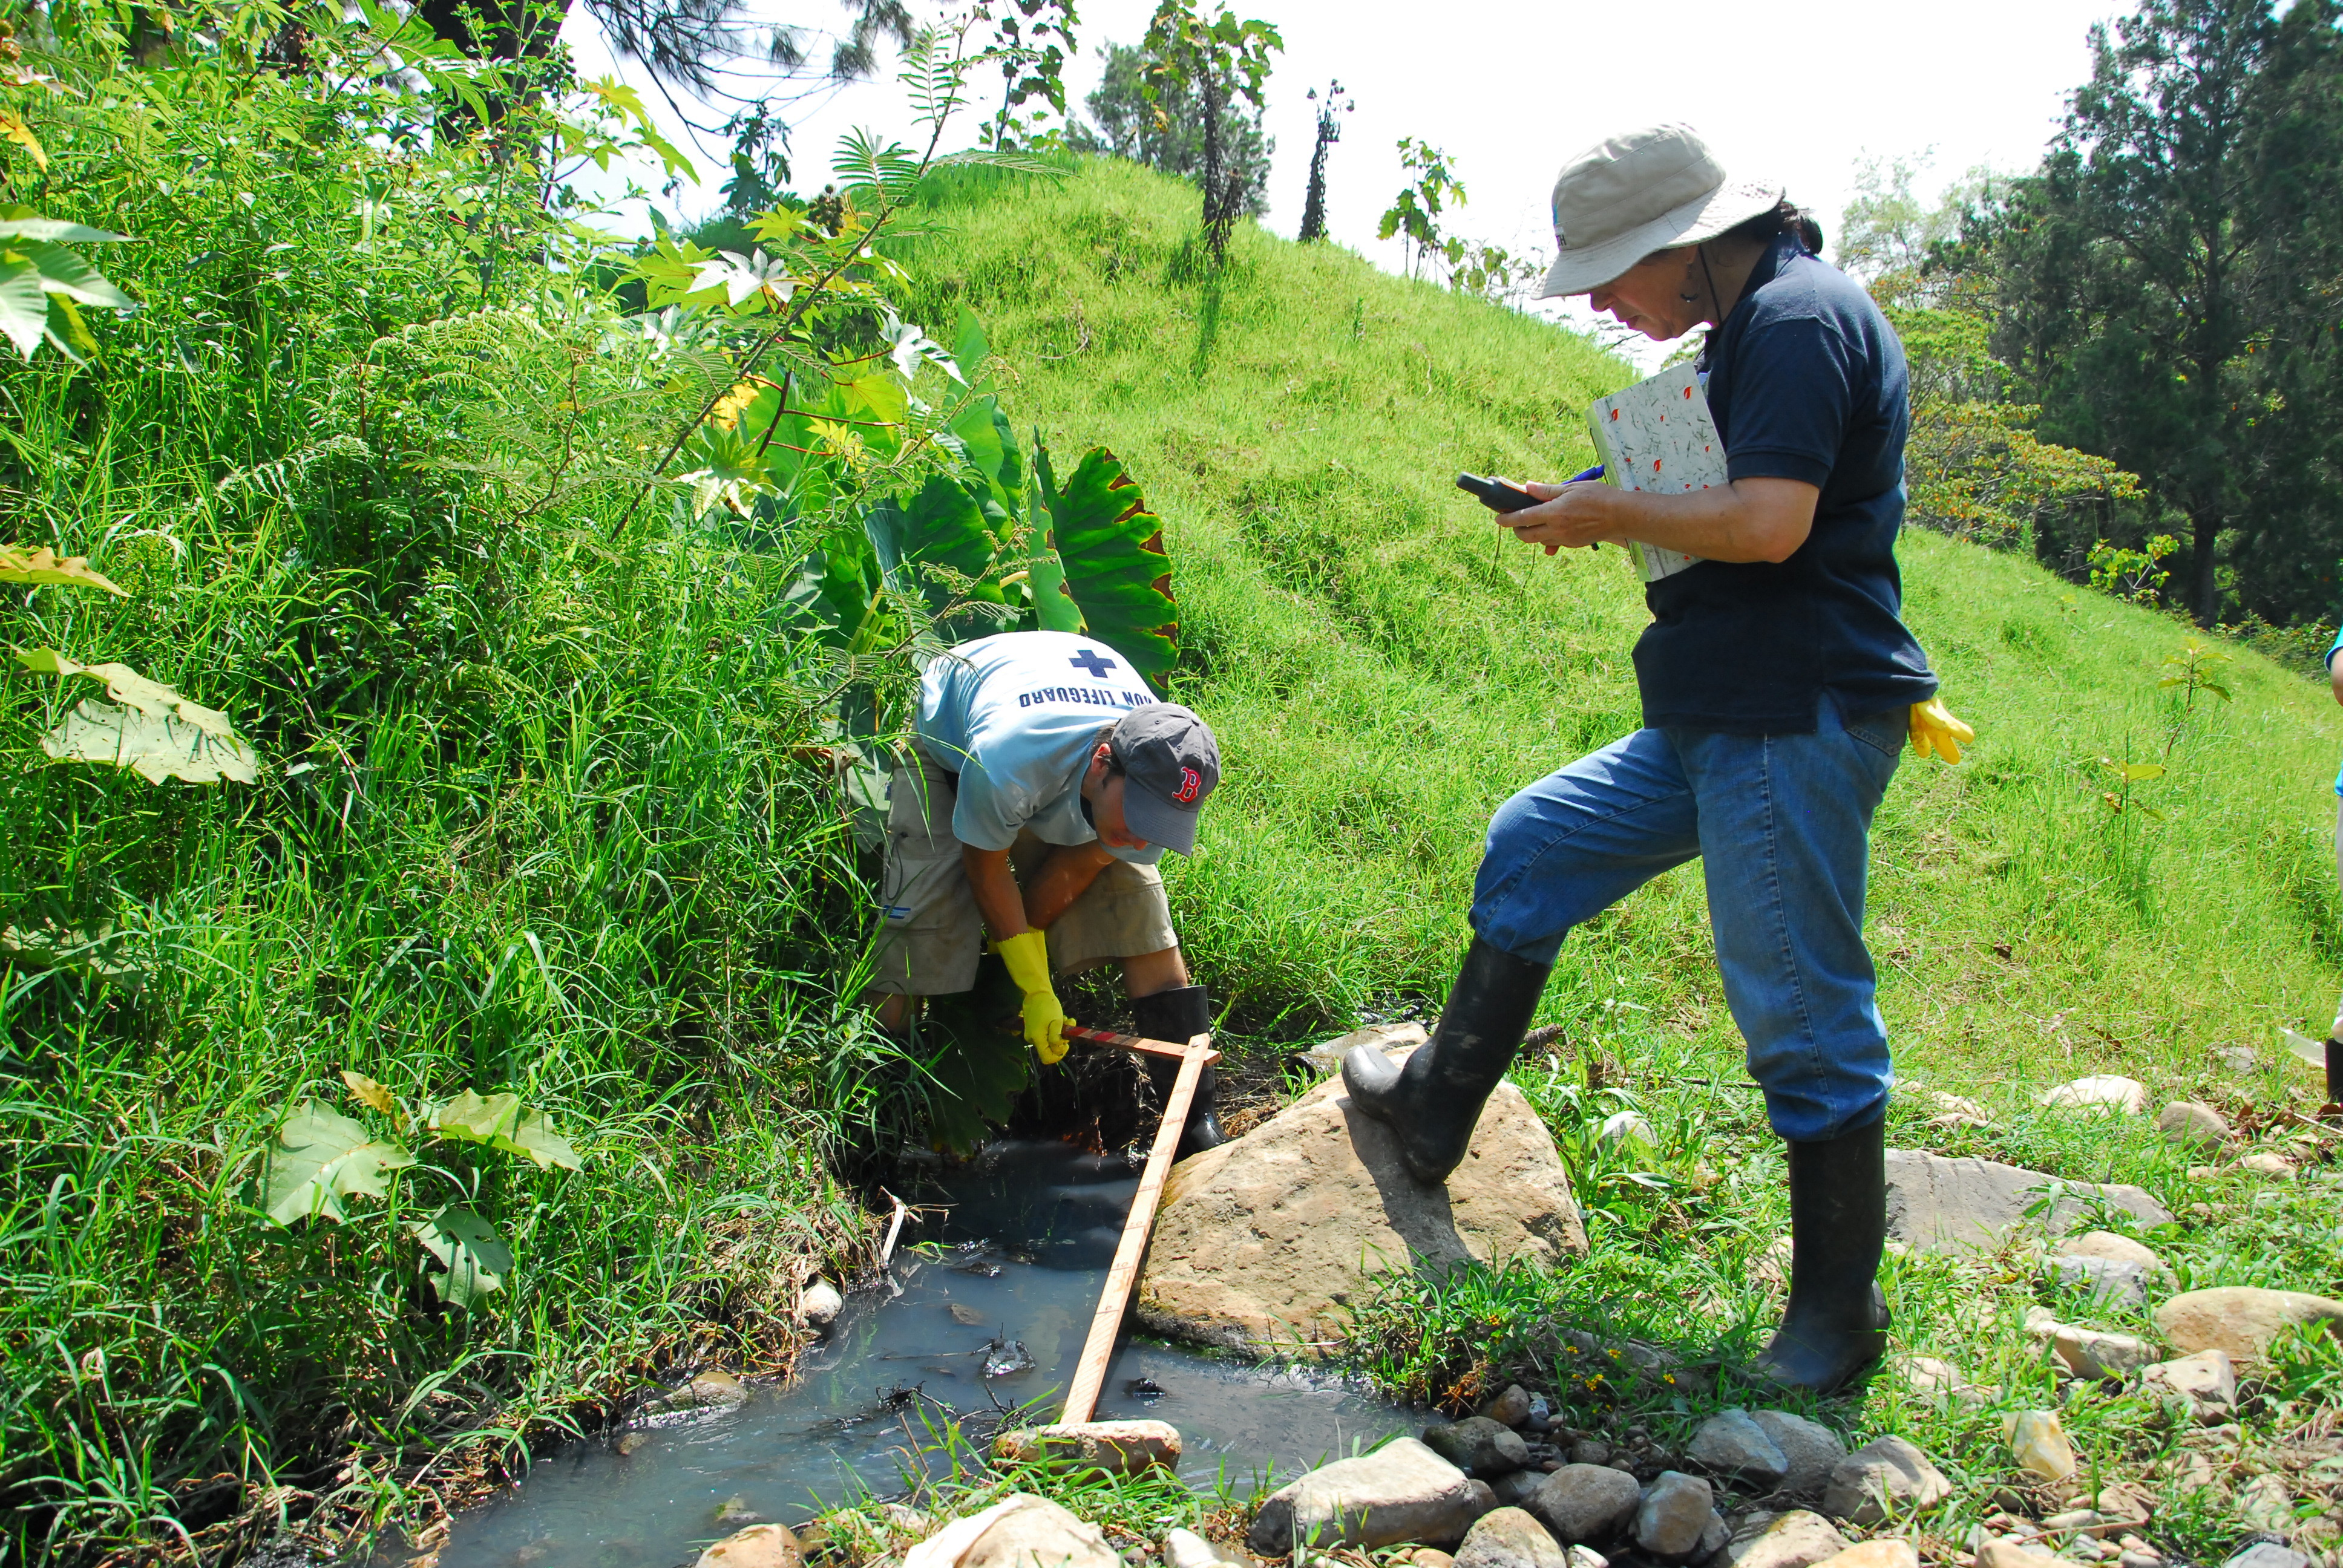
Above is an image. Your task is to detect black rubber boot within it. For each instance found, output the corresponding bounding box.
[1340,937,1552,1185]
[1133,984,1228,1161]
[1749,1118,1891,1395]
[2325,1037,2343,1122]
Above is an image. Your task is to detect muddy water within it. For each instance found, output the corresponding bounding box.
[428,1142,1418,1568]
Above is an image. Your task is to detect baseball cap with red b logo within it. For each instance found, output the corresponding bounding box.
[1107,703,1221,856]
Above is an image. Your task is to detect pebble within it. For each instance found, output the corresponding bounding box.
[1814,1543,1918,1568]
[2048,1255,2152,1310]
[1478,1385,1534,1428]
[2212,1045,2259,1073]
[1720,1511,1850,1568]
[2057,1231,2170,1278]
[1489,1472,1545,1508]
[2155,1100,2230,1151]
[1425,1417,1531,1477]
[2139,1347,2236,1414]
[2037,1075,2148,1116]
[1820,1436,1950,1527]
[798,1279,844,1331]
[1163,1529,1247,1568]
[2238,1152,2296,1178]
[2155,1286,2343,1361]
[1629,1472,1712,1559]
[1748,1411,1846,1495]
[2235,1473,2298,1534]
[1686,1409,1788,1489]
[2004,1410,2078,1483]
[1523,1465,1641,1546]
[1565,1439,1610,1468]
[2048,1324,2155,1380]
[1978,1544,2060,1568]
[1454,1507,1569,1568]
[693,1523,804,1568]
[1565,1550,1606,1568]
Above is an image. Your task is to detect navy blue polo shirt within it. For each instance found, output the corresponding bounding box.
[1632,232,1938,733]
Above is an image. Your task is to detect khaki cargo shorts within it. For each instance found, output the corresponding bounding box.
[869,748,1179,996]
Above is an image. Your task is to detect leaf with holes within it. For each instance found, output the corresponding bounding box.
[0,545,127,596]
[42,699,260,785]
[264,1102,415,1225]
[1040,444,1178,688]
[409,1206,513,1307]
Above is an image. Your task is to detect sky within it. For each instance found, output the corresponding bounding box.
[562,0,2128,359]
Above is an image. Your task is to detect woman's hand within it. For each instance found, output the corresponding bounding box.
[1500,479,1624,555]
[1495,475,1821,564]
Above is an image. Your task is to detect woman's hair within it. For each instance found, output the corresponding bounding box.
[1719,198,1823,255]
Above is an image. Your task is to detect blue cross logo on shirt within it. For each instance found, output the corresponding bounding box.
[1068,649,1118,679]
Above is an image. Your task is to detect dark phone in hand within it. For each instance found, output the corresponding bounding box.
[1456,472,1541,512]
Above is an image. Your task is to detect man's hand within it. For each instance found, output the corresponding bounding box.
[1501,478,1624,555]
[1908,697,1975,763]
[994,929,1070,1063]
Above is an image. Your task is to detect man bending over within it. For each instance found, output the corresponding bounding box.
[870,630,1229,1157]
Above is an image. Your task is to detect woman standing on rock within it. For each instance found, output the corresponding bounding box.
[1343,123,1970,1394]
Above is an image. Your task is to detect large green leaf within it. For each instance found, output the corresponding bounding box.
[41,699,261,785]
[864,472,1013,642]
[264,1102,415,1225]
[430,1089,582,1169]
[409,1206,513,1308]
[918,958,1032,1153]
[1023,436,1083,634]
[1044,446,1179,688]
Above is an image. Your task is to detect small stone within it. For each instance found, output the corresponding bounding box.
[2236,1473,2297,1534]
[903,1496,1119,1568]
[2039,1076,2148,1115]
[695,1523,805,1568]
[2213,1044,2260,1073]
[1979,1545,2061,1568]
[2139,1347,2236,1411]
[664,1368,749,1413]
[798,1279,844,1331]
[1524,1465,1642,1546]
[1526,1394,1553,1430]
[1565,1439,1610,1468]
[1631,1472,1713,1559]
[2238,1152,2296,1178]
[1162,1528,1246,1568]
[615,1429,650,1455]
[1566,1549,1607,1568]
[992,1420,1181,1475]
[1820,1436,1951,1527]
[1480,1385,1535,1428]
[1247,1439,1493,1553]
[1599,1111,1656,1151]
[1489,1472,1545,1508]
[1903,1356,1966,1394]
[1815,1544,1918,1568]
[2004,1410,2078,1483]
[2097,1483,2155,1524]
[1722,1511,1849,1568]
[2157,1100,2231,1151]
[1743,1411,1844,1497]
[2058,1232,2171,1278]
[1752,1235,1795,1289]
[2041,1510,2103,1531]
[1426,1417,1532,1477]
[2220,1547,2310,1568]
[1920,1088,1993,1128]
[2155,1287,2343,1361]
[2050,1255,2152,1310]
[2049,1325,2155,1380]
[1694,1513,1731,1563]
[715,1497,762,1524]
[1688,1410,1789,1489]
[1415,1552,1458,1568]
[1455,1507,1569,1568]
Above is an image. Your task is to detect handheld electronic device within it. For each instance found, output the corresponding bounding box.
[1455,465,1605,514]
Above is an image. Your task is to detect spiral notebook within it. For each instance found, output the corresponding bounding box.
[1586,362,1723,584]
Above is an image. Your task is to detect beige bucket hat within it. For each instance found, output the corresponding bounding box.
[1536,122,1783,299]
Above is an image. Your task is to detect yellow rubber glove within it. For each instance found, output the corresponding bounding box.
[993,929,1070,1063]
[1908,696,1976,764]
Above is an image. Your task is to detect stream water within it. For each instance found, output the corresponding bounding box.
[424,1141,1421,1568]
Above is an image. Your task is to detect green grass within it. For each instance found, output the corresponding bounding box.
[10,68,2343,1566]
[890,157,2343,1552]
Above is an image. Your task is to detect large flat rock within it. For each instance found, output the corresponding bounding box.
[1139,1054,1587,1354]
[1884,1149,2171,1255]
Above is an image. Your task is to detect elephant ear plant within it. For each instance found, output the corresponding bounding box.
[260,1075,583,1309]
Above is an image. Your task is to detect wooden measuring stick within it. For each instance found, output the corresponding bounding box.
[1058,1031,1210,1425]
[1063,1022,1222,1066]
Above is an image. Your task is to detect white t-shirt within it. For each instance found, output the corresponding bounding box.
[914,632,1164,864]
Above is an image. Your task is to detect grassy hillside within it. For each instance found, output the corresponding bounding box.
[902,157,2343,1116]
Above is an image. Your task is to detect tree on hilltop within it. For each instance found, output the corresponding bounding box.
[1072,40,1274,223]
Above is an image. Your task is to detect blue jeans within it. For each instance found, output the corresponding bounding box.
[1470,698,1904,1142]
